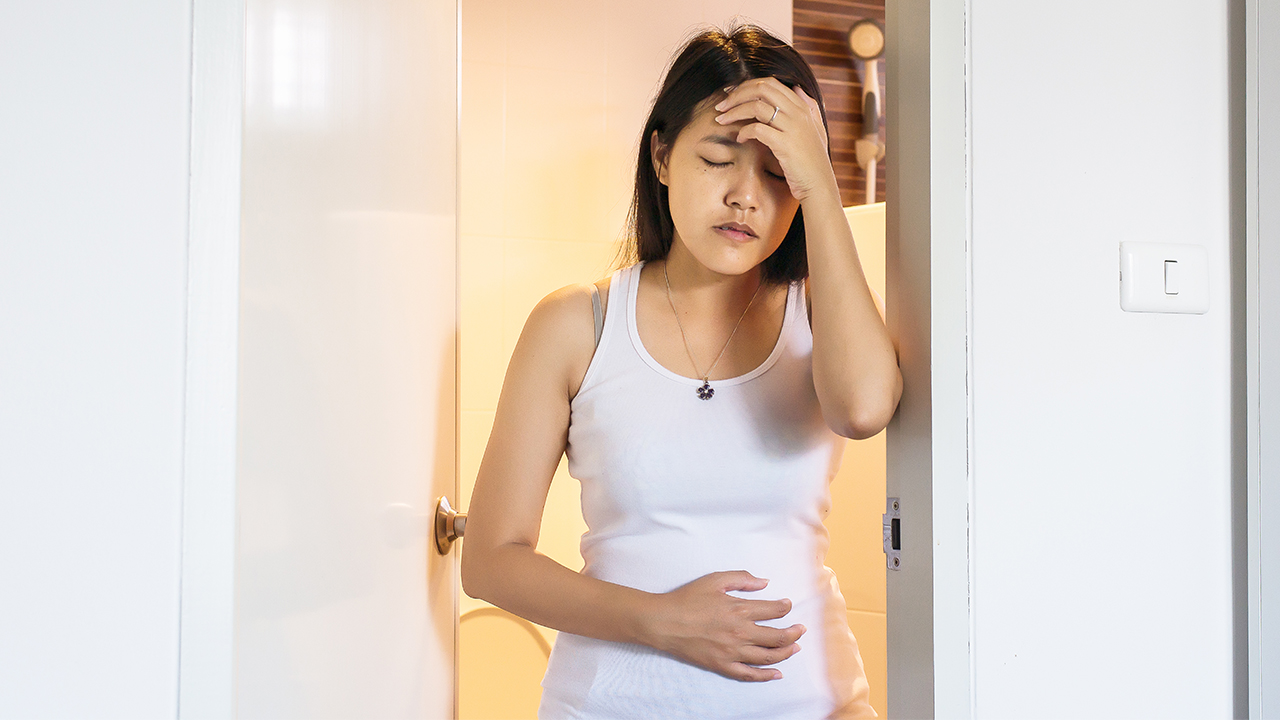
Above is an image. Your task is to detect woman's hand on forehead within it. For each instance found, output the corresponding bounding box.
[712,77,837,204]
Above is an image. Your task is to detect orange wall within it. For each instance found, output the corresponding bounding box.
[825,203,888,712]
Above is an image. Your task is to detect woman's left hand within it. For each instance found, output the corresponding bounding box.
[714,77,837,203]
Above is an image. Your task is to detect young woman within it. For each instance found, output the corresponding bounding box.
[461,25,902,720]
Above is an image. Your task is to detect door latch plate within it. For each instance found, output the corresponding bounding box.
[883,497,901,570]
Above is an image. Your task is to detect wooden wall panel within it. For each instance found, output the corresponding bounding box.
[794,0,886,206]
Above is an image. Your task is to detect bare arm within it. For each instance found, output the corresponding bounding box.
[460,283,805,681]
[718,78,903,440]
[801,189,903,439]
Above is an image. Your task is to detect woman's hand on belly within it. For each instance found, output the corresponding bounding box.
[642,570,806,683]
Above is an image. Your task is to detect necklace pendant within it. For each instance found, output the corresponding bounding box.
[696,380,714,400]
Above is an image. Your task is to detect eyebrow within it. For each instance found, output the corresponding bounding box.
[699,134,741,147]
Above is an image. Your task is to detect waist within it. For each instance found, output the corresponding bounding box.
[580,529,832,601]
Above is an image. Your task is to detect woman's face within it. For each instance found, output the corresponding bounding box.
[654,96,800,277]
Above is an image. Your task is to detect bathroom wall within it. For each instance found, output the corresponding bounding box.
[967,0,1235,715]
[0,1,192,716]
[458,0,889,716]
[829,203,890,710]
[793,0,887,206]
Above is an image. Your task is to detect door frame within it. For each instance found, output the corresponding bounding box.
[1245,0,1277,716]
[178,0,244,716]
[883,1,971,717]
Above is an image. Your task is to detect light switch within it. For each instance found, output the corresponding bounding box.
[1119,242,1209,314]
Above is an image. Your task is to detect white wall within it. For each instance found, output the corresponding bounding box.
[969,1,1234,716]
[0,2,192,717]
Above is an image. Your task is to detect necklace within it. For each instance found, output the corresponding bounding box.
[663,261,763,400]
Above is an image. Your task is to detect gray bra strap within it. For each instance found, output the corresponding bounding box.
[590,283,603,350]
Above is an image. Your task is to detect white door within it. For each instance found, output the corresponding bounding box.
[220,0,458,716]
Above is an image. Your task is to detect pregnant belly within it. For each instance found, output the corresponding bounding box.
[540,585,864,720]
[545,524,872,719]
[581,528,830,607]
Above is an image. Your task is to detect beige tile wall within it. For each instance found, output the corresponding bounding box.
[828,203,888,713]
[458,1,888,715]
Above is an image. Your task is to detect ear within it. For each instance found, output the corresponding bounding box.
[649,130,670,186]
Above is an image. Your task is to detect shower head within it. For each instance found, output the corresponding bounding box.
[847,19,885,61]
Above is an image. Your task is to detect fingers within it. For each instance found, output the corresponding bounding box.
[714,97,782,128]
[662,571,811,684]
[713,78,826,164]
[720,625,805,682]
[737,595,791,621]
[750,622,806,648]
[716,77,805,117]
[715,570,769,593]
[732,120,783,148]
[738,641,802,667]
[793,85,818,111]
[793,86,829,149]
[727,662,785,682]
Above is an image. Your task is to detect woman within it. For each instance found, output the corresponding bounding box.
[461,24,902,720]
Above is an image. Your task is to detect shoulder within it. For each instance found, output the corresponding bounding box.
[523,277,611,335]
[515,276,613,397]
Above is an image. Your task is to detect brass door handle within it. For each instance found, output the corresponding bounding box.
[434,496,466,554]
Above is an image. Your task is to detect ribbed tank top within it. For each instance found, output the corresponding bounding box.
[539,261,876,720]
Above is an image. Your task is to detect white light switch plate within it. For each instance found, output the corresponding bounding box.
[1119,242,1209,314]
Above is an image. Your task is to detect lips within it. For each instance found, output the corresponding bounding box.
[714,222,758,241]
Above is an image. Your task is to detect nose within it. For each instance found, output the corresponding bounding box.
[724,165,766,212]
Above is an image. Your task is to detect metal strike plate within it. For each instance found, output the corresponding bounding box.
[883,497,901,570]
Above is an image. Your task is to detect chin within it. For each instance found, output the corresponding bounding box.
[699,240,781,276]
[690,249,765,277]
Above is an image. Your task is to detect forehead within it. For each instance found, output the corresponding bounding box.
[685,95,728,130]
[673,99,779,162]
[675,98,746,147]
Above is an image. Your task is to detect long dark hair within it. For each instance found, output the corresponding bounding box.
[617,25,828,285]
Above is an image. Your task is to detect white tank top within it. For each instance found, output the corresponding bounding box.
[539,261,876,719]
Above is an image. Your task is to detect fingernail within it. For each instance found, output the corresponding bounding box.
[715,101,727,111]
[773,670,784,680]
[714,113,726,123]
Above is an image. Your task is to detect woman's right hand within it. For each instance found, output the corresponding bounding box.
[644,570,806,682]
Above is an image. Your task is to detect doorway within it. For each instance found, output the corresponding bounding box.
[453,2,891,717]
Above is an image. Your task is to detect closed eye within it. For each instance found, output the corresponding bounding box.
[701,156,786,181]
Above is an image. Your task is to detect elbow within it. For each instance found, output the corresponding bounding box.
[850,418,891,441]
[832,407,891,440]
[460,537,528,605]
[459,542,489,602]
[830,381,902,440]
